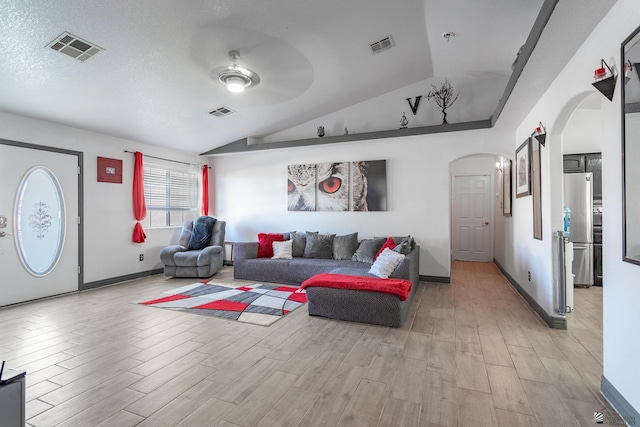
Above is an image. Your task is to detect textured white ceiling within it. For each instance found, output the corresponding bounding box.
[0,0,549,153]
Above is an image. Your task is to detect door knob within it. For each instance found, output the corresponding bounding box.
[484,221,489,226]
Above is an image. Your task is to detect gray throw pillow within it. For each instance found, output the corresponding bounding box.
[352,237,386,264]
[333,232,359,260]
[289,231,307,257]
[393,235,416,254]
[303,232,335,259]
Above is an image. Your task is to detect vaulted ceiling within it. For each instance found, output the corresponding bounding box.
[0,0,616,154]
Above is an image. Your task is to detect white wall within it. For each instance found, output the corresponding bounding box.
[563,105,603,154]
[449,154,500,176]
[262,74,506,143]
[0,111,206,283]
[212,128,511,279]
[494,0,640,413]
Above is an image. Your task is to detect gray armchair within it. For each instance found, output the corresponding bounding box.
[160,218,226,278]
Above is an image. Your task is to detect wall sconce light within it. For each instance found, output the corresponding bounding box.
[592,59,617,101]
[533,122,546,146]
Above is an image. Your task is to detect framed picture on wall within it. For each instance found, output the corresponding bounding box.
[515,139,531,198]
[97,156,123,184]
[503,159,512,216]
[287,160,387,211]
[532,138,542,240]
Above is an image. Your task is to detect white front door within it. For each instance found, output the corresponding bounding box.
[0,142,80,306]
[452,174,492,262]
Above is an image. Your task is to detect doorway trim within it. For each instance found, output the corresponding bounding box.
[0,138,84,290]
[451,174,494,262]
[449,154,498,264]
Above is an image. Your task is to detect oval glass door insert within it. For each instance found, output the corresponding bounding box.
[14,166,66,277]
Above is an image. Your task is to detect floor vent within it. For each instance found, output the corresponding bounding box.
[369,35,394,55]
[47,32,103,62]
[209,106,235,118]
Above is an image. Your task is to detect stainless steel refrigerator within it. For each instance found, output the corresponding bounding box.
[564,173,593,286]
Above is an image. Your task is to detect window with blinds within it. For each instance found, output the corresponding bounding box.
[142,163,199,228]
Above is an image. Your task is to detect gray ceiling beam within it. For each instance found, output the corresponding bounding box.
[491,0,559,126]
[201,0,558,156]
[200,119,492,156]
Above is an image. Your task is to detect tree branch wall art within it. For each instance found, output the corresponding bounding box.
[427,79,458,124]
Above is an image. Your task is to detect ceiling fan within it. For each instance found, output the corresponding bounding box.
[210,50,261,93]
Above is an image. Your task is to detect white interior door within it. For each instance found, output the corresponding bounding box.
[0,143,79,306]
[452,174,492,262]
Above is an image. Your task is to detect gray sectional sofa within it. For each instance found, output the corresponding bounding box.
[232,235,420,327]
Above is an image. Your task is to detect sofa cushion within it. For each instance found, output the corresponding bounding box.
[233,257,373,286]
[289,231,307,257]
[352,237,386,264]
[257,233,284,258]
[272,240,293,259]
[304,232,335,259]
[369,248,406,278]
[174,250,200,266]
[333,232,359,260]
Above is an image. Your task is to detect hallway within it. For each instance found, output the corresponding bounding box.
[424,260,610,425]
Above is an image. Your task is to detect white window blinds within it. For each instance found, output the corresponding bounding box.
[143,163,199,227]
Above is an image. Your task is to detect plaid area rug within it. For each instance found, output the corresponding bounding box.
[136,282,307,326]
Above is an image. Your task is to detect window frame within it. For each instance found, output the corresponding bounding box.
[142,162,200,228]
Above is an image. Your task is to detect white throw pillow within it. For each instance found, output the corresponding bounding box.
[272,239,293,259]
[368,248,405,278]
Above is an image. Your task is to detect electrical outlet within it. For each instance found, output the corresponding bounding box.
[139,254,144,261]
[528,271,531,281]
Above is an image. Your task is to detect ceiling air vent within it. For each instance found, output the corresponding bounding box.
[369,35,394,55]
[47,32,103,62]
[209,106,235,118]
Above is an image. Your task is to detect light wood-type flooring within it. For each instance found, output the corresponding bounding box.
[0,260,610,426]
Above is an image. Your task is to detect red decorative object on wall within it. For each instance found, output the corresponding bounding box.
[97,157,123,183]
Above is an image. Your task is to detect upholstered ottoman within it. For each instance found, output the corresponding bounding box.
[300,273,415,328]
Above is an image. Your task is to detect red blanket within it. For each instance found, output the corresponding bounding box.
[300,273,412,301]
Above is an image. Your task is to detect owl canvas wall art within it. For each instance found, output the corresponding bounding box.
[357,160,387,211]
[287,160,386,211]
[287,164,317,211]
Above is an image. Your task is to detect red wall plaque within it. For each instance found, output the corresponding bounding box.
[97,157,123,183]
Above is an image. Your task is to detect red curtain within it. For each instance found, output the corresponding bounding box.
[132,151,147,243]
[202,165,209,216]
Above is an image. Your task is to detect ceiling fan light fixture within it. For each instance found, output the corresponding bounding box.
[224,74,248,92]
[226,82,245,93]
[213,50,260,93]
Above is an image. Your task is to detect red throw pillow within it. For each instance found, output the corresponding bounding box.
[257,233,285,258]
[375,237,396,260]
